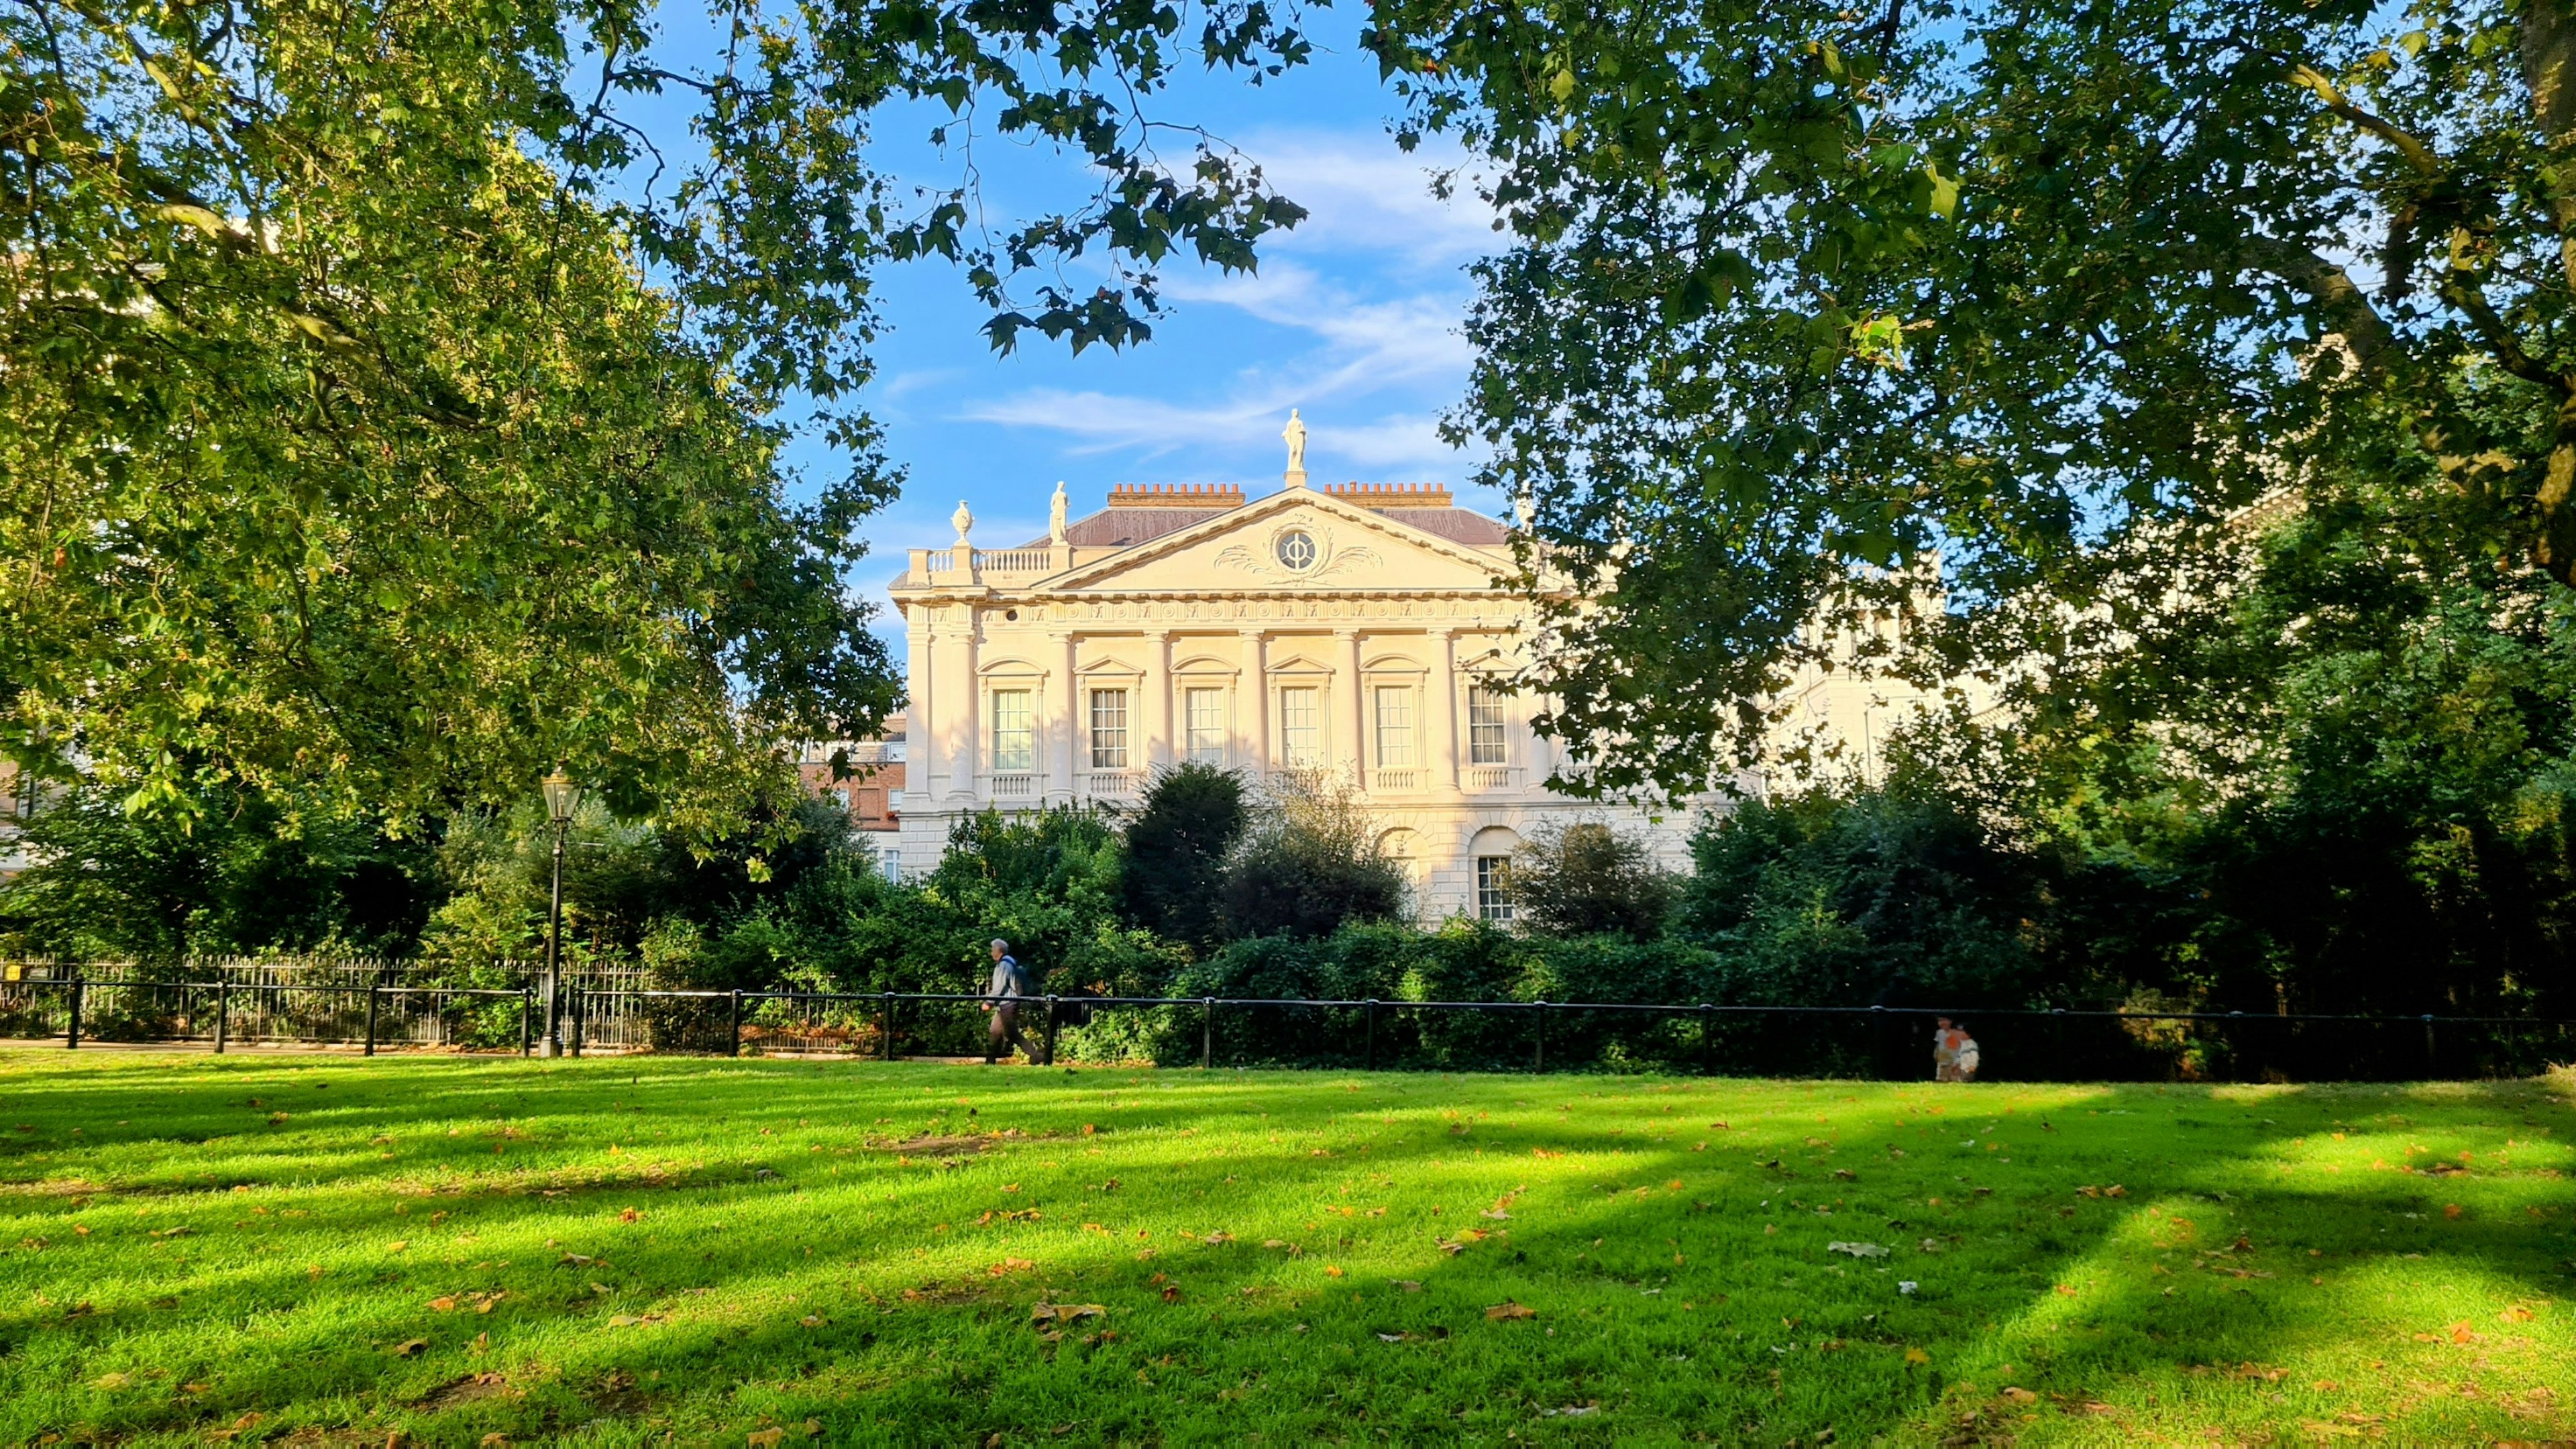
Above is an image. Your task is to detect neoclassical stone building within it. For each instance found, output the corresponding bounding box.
[888,426,1698,920]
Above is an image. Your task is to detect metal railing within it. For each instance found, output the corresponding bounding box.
[3,977,2570,1081]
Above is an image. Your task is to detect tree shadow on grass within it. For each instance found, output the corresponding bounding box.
[1,1062,2571,1444]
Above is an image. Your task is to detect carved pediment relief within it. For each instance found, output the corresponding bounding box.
[1043,492,1506,596]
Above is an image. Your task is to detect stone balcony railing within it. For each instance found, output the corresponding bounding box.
[981,771,1039,800]
[900,543,1074,588]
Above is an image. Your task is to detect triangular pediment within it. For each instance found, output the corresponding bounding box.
[1041,489,1508,595]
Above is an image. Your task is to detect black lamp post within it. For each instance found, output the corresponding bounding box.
[541,768,582,1059]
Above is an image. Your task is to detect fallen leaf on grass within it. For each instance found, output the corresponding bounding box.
[1904,1348,1930,1366]
[987,1257,1034,1277]
[429,1296,457,1311]
[1395,1281,1422,1293]
[2003,1387,2038,1404]
[2502,1305,2535,1324]
[386,1240,409,1253]
[748,1432,784,1449]
[93,1371,131,1389]
[604,1313,666,1328]
[1827,1241,1888,1258]
[1542,1405,1598,1417]
[1486,1301,1537,1321]
[1030,1301,1106,1326]
[389,1339,429,1357]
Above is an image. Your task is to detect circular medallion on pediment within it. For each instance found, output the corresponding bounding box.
[1274,529,1319,572]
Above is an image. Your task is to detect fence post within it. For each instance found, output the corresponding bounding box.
[570,975,584,1059]
[65,976,83,1050]
[521,989,533,1056]
[1365,1000,1378,1071]
[2422,1014,2438,1077]
[1201,998,1215,1070]
[364,982,380,1057]
[728,990,743,1057]
[1533,1001,1547,1074]
[1044,995,1060,1067]
[881,992,895,1061]
[213,971,230,1055]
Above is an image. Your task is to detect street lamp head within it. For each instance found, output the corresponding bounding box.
[541,769,582,826]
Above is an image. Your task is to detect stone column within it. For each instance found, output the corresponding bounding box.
[1338,628,1366,786]
[1238,629,1269,773]
[1146,631,1174,770]
[942,604,980,806]
[904,602,935,805]
[1050,631,1079,804]
[1432,628,1462,796]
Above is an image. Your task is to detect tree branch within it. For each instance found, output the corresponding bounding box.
[2234,233,2398,372]
[2287,64,2440,176]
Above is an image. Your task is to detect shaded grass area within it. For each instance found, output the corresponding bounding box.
[1,1053,2572,1446]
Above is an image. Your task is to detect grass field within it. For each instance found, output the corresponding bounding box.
[1,1054,2572,1448]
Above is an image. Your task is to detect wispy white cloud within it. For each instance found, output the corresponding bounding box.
[955,386,1462,478]
[1159,262,1472,388]
[909,125,1495,493]
[1232,130,1501,272]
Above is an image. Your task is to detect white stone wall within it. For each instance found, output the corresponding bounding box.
[888,481,1711,902]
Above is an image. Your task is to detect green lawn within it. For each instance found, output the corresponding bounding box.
[1,1053,2571,1448]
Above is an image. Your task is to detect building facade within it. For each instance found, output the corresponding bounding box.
[888,446,1699,921]
[796,713,908,881]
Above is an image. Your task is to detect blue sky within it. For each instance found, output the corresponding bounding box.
[820,6,1505,659]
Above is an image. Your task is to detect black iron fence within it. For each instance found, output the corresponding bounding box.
[3,974,2571,1081]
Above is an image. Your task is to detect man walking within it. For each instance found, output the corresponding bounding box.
[982,938,1038,1065]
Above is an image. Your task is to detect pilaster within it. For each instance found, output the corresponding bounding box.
[1432,627,1462,798]
[1049,631,1078,805]
[1338,628,1366,786]
[1146,631,1174,770]
[1238,629,1269,773]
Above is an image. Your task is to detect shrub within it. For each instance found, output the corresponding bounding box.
[1508,818,1678,939]
[1678,789,2047,1009]
[1120,763,1247,949]
[1218,772,1407,939]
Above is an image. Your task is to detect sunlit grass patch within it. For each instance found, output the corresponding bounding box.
[0,1053,2569,1445]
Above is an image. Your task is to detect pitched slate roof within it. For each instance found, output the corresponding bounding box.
[1024,496,1508,551]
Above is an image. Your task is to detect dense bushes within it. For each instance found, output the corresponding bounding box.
[1509,819,1677,941]
[1678,790,2055,1010]
[0,784,438,963]
[1214,771,1408,938]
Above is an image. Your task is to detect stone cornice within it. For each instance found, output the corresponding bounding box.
[1048,486,1515,589]
[890,487,1568,606]
[947,594,1538,629]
